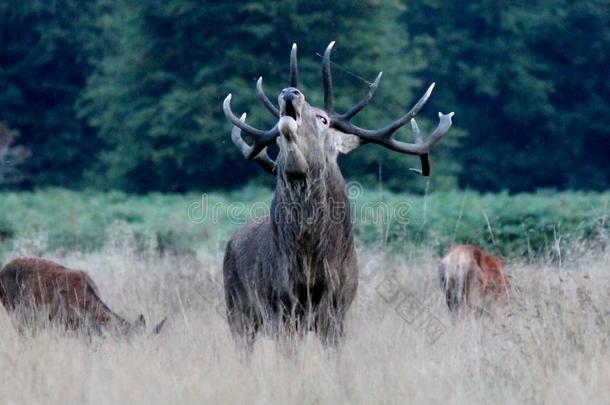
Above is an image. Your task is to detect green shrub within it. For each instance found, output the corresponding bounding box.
[0,188,607,259]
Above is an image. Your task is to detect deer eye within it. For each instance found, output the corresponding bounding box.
[317,115,328,125]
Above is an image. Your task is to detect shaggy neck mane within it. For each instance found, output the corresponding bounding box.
[270,161,354,268]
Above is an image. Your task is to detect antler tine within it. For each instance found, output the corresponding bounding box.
[408,119,431,176]
[340,82,436,140]
[231,114,276,175]
[253,149,277,175]
[411,118,423,144]
[339,72,383,121]
[230,113,254,158]
[223,94,279,158]
[256,77,280,117]
[408,155,431,176]
[322,41,336,112]
[289,43,298,87]
[223,94,279,139]
[335,110,454,156]
[332,82,454,155]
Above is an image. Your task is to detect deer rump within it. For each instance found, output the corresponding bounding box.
[439,245,511,312]
[0,258,164,335]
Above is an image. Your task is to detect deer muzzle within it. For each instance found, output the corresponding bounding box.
[278,88,303,138]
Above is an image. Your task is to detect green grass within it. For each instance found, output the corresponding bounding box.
[0,187,608,261]
[0,188,609,404]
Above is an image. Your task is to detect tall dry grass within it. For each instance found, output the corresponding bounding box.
[0,233,608,404]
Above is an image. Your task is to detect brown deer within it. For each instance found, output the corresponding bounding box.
[439,245,512,313]
[0,258,166,336]
[222,42,454,346]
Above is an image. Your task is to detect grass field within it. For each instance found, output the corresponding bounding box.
[0,189,609,404]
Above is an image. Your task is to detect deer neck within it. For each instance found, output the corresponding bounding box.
[271,162,353,261]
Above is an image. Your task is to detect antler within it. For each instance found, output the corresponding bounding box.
[407,119,430,176]
[321,41,454,176]
[223,94,280,159]
[231,113,276,175]
[256,77,279,117]
[289,42,298,87]
[224,43,302,165]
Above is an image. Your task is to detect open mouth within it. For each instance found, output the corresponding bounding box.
[282,100,299,121]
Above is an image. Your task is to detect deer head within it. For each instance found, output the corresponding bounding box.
[223,42,454,179]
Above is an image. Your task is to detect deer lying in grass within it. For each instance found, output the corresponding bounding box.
[222,42,454,347]
[0,258,166,336]
[439,245,511,313]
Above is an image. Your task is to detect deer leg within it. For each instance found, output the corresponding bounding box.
[226,293,260,351]
[315,294,346,348]
[229,310,258,352]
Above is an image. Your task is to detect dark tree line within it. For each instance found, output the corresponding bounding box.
[1,0,608,193]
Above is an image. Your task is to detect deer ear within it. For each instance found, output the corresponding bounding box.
[333,131,362,154]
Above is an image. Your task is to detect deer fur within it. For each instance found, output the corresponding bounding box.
[224,136,358,346]
[0,257,165,336]
[439,245,512,312]
[223,42,453,347]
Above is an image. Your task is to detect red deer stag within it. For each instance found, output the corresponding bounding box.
[0,258,166,335]
[439,245,511,313]
[222,42,454,346]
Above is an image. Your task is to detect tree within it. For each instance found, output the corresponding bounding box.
[0,1,97,188]
[518,0,610,190]
[79,0,459,192]
[0,122,29,186]
[405,0,610,191]
[12,0,608,193]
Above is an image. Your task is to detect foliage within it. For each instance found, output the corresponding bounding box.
[406,0,610,191]
[0,122,29,185]
[77,0,453,192]
[0,189,607,260]
[0,0,608,192]
[0,1,99,188]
